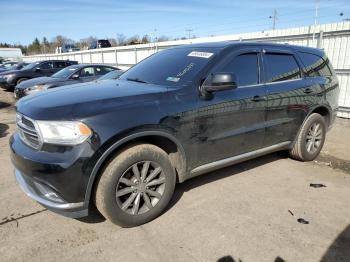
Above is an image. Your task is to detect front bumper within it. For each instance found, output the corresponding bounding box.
[15,169,87,218]
[0,78,14,89]
[10,132,98,218]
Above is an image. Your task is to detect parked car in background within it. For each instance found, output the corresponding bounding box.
[88,39,111,49]
[10,42,339,227]
[0,62,28,73]
[98,69,124,80]
[0,61,18,69]
[0,60,77,90]
[14,64,118,98]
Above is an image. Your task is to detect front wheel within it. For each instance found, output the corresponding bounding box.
[289,113,327,161]
[16,78,29,85]
[94,143,176,227]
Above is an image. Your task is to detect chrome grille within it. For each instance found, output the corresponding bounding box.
[16,113,41,149]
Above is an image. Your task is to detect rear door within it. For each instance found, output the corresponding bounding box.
[194,48,267,166]
[262,48,310,147]
[94,66,115,80]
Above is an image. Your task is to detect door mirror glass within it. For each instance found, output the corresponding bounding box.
[202,73,237,93]
[34,67,41,72]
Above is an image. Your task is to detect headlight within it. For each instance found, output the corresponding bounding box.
[36,121,92,145]
[3,74,15,80]
[26,84,48,92]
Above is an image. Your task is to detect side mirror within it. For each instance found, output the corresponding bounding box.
[71,74,79,79]
[34,67,41,72]
[202,73,237,93]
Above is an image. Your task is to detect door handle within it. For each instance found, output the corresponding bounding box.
[251,95,267,102]
[303,88,313,94]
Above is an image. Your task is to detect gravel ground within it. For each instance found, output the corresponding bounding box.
[0,88,349,262]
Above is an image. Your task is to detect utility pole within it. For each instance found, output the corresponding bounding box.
[269,9,277,30]
[186,29,193,39]
[312,0,319,41]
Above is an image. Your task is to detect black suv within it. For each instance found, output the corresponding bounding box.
[0,60,77,90]
[88,39,112,49]
[10,42,339,227]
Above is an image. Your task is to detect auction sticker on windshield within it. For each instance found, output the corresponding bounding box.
[187,51,214,58]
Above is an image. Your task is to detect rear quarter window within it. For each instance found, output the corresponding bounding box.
[298,52,333,77]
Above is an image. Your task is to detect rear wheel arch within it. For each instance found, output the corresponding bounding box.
[310,105,331,127]
[84,130,187,208]
[290,105,330,150]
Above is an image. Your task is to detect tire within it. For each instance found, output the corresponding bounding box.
[95,143,176,227]
[16,78,29,85]
[289,113,327,161]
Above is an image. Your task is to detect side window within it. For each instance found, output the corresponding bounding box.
[95,66,115,76]
[55,61,67,69]
[264,53,301,83]
[39,62,53,70]
[79,67,95,77]
[299,52,333,77]
[220,53,259,87]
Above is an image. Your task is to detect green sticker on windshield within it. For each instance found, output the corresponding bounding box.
[166,77,180,82]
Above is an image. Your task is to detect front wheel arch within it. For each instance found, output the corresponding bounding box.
[84,131,187,209]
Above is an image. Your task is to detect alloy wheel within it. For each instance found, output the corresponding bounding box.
[115,161,166,215]
[305,122,323,154]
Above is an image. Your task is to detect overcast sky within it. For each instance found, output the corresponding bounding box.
[0,0,349,45]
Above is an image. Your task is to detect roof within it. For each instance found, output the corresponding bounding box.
[174,41,324,55]
[67,63,118,68]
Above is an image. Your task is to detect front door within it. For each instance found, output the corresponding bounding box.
[38,61,55,76]
[194,49,267,167]
[78,67,96,82]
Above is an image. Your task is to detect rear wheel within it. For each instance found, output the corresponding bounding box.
[95,143,176,227]
[289,113,326,161]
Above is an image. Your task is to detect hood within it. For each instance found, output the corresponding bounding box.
[0,69,22,76]
[16,79,169,120]
[16,76,60,89]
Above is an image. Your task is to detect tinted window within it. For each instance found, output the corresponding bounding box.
[99,70,124,80]
[79,67,95,77]
[95,66,115,76]
[55,61,67,69]
[220,53,259,86]
[299,52,333,77]
[39,62,54,70]
[120,48,217,86]
[264,53,301,83]
[52,66,79,78]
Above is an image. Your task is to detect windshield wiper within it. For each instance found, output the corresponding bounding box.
[126,77,148,84]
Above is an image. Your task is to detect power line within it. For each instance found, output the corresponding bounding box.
[135,3,350,38]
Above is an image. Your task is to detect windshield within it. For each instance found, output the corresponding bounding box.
[99,70,123,80]
[52,66,79,78]
[22,62,40,70]
[119,47,217,86]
